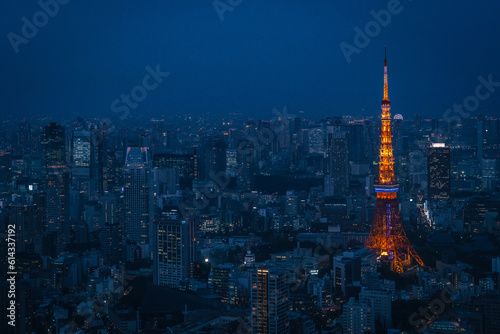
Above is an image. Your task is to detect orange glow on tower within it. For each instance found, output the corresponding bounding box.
[365,47,424,273]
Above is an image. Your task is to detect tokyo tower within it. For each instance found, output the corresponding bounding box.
[365,47,424,273]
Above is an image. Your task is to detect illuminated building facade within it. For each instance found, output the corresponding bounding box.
[251,267,290,334]
[154,219,195,288]
[427,143,451,201]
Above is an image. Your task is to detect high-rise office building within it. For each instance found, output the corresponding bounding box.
[427,143,451,201]
[209,263,234,303]
[251,266,290,334]
[89,122,109,196]
[153,152,197,189]
[0,150,12,184]
[152,167,180,196]
[124,141,153,251]
[308,127,326,155]
[154,218,195,288]
[41,122,69,255]
[202,137,227,181]
[18,121,32,156]
[71,130,91,191]
[99,224,121,266]
[41,122,66,169]
[328,130,349,195]
[482,291,500,334]
[324,175,335,197]
[333,254,361,295]
[359,289,392,328]
[71,131,91,167]
[237,140,255,191]
[44,165,70,254]
[349,122,366,164]
[10,204,38,253]
[342,297,375,334]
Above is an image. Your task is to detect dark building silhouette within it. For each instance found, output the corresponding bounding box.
[153,152,197,189]
[428,143,451,201]
[329,130,349,195]
[201,137,226,181]
[41,122,66,169]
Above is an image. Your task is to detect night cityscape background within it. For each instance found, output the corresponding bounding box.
[1,1,500,333]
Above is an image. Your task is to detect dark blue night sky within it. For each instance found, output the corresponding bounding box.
[1,0,500,120]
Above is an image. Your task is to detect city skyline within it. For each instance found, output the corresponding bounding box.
[2,2,500,334]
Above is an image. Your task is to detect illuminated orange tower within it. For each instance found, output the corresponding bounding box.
[365,47,424,273]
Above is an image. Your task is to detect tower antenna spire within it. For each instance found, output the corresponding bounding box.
[383,46,389,102]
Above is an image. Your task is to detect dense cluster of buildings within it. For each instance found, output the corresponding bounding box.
[0,107,499,333]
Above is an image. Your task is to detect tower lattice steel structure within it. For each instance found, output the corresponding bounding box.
[365,48,424,273]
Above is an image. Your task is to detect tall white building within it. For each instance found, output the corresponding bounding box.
[342,297,375,334]
[359,289,392,328]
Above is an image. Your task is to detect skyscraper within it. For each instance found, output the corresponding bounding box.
[202,137,227,181]
[237,140,255,191]
[251,266,290,334]
[18,120,32,156]
[365,48,424,273]
[328,129,349,195]
[123,140,153,254]
[427,143,451,201]
[41,122,66,169]
[42,122,69,255]
[10,204,38,253]
[44,165,70,254]
[71,131,91,167]
[342,297,375,334]
[349,122,366,164]
[359,289,392,328]
[71,130,91,191]
[154,218,195,288]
